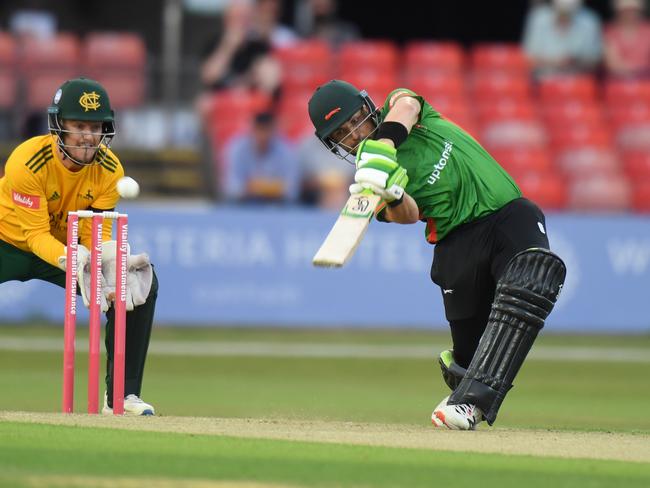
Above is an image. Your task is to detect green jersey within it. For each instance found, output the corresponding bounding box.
[376,89,522,243]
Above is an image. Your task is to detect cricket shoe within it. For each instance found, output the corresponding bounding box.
[102,393,155,416]
[431,395,483,430]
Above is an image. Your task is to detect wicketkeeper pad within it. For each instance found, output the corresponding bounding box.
[448,248,566,424]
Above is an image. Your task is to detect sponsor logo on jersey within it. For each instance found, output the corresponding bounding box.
[324,107,341,120]
[79,91,101,111]
[427,140,454,185]
[48,191,61,201]
[12,190,40,209]
[79,189,94,200]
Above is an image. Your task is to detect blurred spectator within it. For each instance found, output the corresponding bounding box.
[199,0,297,97]
[523,0,603,79]
[604,0,650,78]
[297,134,354,208]
[294,0,361,49]
[223,111,301,203]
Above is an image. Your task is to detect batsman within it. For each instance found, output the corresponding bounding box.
[308,80,566,430]
[0,77,157,415]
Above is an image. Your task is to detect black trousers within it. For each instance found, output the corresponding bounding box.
[430,198,550,368]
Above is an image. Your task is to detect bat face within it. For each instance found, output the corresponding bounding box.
[312,190,382,267]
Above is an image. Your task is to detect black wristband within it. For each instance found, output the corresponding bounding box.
[375,121,409,148]
[387,194,404,207]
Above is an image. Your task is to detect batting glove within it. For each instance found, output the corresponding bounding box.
[353,140,409,202]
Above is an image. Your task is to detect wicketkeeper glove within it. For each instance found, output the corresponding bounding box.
[353,139,408,202]
[58,244,111,313]
[101,241,153,312]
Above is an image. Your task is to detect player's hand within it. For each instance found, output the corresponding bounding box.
[354,140,408,202]
[102,241,153,311]
[75,245,111,313]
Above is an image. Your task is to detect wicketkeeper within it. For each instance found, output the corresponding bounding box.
[308,80,566,430]
[0,77,158,415]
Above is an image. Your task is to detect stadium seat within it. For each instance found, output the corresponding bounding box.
[338,40,399,77]
[615,123,650,151]
[514,171,568,210]
[631,179,650,212]
[554,147,621,176]
[622,151,650,179]
[541,100,605,126]
[25,70,80,110]
[209,89,271,143]
[404,41,465,75]
[538,76,597,102]
[83,32,147,108]
[475,99,537,123]
[470,43,529,75]
[275,40,334,92]
[20,33,80,72]
[405,74,465,100]
[490,147,553,175]
[607,102,650,129]
[568,173,631,211]
[0,32,16,67]
[548,125,611,149]
[471,73,531,101]
[480,120,547,149]
[604,79,650,105]
[340,72,397,105]
[277,94,313,141]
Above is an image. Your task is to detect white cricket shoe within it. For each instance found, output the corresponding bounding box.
[102,393,155,416]
[431,395,483,430]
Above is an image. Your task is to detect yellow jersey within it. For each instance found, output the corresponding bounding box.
[0,135,124,267]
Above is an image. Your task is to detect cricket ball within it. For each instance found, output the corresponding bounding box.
[117,176,140,199]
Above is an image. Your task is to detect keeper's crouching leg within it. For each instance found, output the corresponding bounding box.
[448,249,566,425]
[105,268,158,406]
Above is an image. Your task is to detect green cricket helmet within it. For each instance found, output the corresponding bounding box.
[308,79,379,163]
[47,77,116,166]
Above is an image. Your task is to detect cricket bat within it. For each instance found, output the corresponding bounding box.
[312,189,382,267]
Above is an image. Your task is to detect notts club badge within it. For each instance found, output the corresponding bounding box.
[79,91,101,111]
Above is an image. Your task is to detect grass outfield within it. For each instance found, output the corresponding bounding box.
[0,324,649,487]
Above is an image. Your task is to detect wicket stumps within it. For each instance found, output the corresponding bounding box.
[62,210,128,415]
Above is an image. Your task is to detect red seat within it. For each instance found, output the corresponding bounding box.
[470,43,529,75]
[277,94,313,141]
[622,151,650,178]
[209,89,271,144]
[480,120,547,149]
[475,99,537,123]
[25,70,80,110]
[275,40,334,92]
[605,79,650,105]
[404,41,465,75]
[568,173,631,211]
[84,32,146,70]
[554,147,621,176]
[340,72,397,104]
[538,76,597,102]
[471,73,531,101]
[607,102,650,129]
[541,100,604,126]
[405,74,465,100]
[514,171,568,210]
[83,32,147,108]
[0,32,17,66]
[615,123,650,151]
[548,125,611,149]
[20,33,80,72]
[490,147,553,174]
[339,40,399,73]
[631,179,650,212]
[0,72,16,110]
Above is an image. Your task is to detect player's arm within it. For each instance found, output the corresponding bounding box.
[355,94,421,224]
[5,161,66,267]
